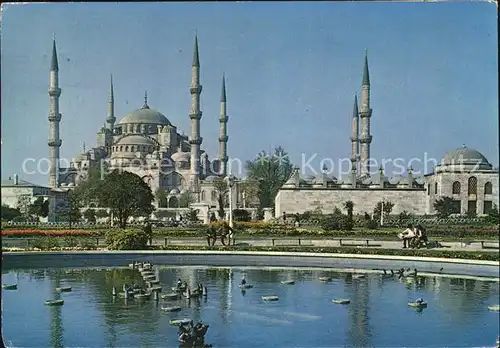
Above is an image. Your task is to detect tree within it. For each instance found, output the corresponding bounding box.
[29,197,49,220]
[433,197,460,218]
[1,205,22,221]
[486,204,499,225]
[83,209,96,224]
[70,161,106,208]
[213,179,228,219]
[155,188,167,208]
[178,191,196,208]
[343,200,354,229]
[16,194,32,218]
[238,180,260,208]
[373,200,394,221]
[245,146,294,210]
[92,170,155,228]
[56,190,82,228]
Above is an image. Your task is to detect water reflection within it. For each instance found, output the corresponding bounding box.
[2,267,499,348]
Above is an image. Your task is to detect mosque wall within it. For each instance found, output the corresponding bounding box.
[275,188,427,217]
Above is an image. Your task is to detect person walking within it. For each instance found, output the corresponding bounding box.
[143,220,153,246]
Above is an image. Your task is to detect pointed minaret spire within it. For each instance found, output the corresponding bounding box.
[350,94,360,173]
[51,39,59,72]
[359,51,373,178]
[221,73,227,102]
[143,90,149,109]
[192,35,200,67]
[362,49,370,86]
[219,74,229,176]
[106,74,116,131]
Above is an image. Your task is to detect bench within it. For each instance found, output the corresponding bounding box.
[331,238,378,247]
[271,238,313,247]
[475,240,499,250]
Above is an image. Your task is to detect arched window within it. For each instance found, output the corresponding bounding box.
[131,146,135,152]
[168,196,178,208]
[427,184,430,196]
[468,177,477,195]
[125,146,129,152]
[484,182,492,195]
[201,191,206,201]
[120,146,123,152]
[211,191,217,201]
[434,182,438,194]
[452,181,461,194]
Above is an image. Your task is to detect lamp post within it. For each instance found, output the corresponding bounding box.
[380,200,384,227]
[224,173,236,232]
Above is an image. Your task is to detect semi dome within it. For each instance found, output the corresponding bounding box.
[117,103,170,126]
[438,146,492,171]
[114,135,158,147]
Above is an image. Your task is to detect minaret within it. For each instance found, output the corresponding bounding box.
[350,94,359,173]
[106,74,115,131]
[219,74,229,177]
[189,35,203,192]
[359,51,373,177]
[48,38,62,188]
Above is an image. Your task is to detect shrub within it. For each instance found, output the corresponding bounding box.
[320,212,351,231]
[105,229,149,250]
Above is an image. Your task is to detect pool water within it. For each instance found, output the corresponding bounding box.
[2,266,499,347]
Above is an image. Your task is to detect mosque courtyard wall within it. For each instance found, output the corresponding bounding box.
[275,188,427,217]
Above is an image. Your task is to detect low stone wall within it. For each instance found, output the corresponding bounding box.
[2,251,499,278]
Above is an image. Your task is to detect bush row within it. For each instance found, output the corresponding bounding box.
[3,242,498,262]
[2,224,499,239]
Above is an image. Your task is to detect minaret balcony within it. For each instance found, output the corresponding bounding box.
[219,116,229,123]
[48,88,61,97]
[190,85,202,94]
[218,136,228,142]
[48,113,62,122]
[48,138,62,147]
[189,111,203,120]
[359,109,372,118]
[189,137,203,145]
[359,135,373,144]
[350,136,358,142]
[220,156,229,162]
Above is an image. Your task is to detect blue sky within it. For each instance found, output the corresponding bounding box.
[1,2,498,185]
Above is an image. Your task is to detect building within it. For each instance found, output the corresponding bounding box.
[47,36,241,209]
[275,54,498,217]
[1,174,51,209]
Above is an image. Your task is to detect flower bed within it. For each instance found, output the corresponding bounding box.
[1,229,105,237]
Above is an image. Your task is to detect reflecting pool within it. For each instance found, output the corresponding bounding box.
[2,266,499,347]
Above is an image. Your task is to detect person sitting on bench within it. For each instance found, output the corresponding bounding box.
[398,224,416,249]
[414,224,428,247]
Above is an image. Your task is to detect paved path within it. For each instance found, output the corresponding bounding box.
[2,236,498,252]
[159,236,498,252]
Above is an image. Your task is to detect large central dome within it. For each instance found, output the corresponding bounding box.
[118,102,171,126]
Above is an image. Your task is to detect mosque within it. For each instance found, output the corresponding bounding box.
[274,55,499,218]
[33,36,499,221]
[47,36,239,210]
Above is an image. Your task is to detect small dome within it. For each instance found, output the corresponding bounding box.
[439,146,491,170]
[180,189,189,195]
[302,175,315,182]
[171,151,191,163]
[204,175,222,182]
[312,173,337,184]
[117,105,170,126]
[169,188,180,195]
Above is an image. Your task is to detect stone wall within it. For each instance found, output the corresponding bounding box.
[275,188,427,217]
